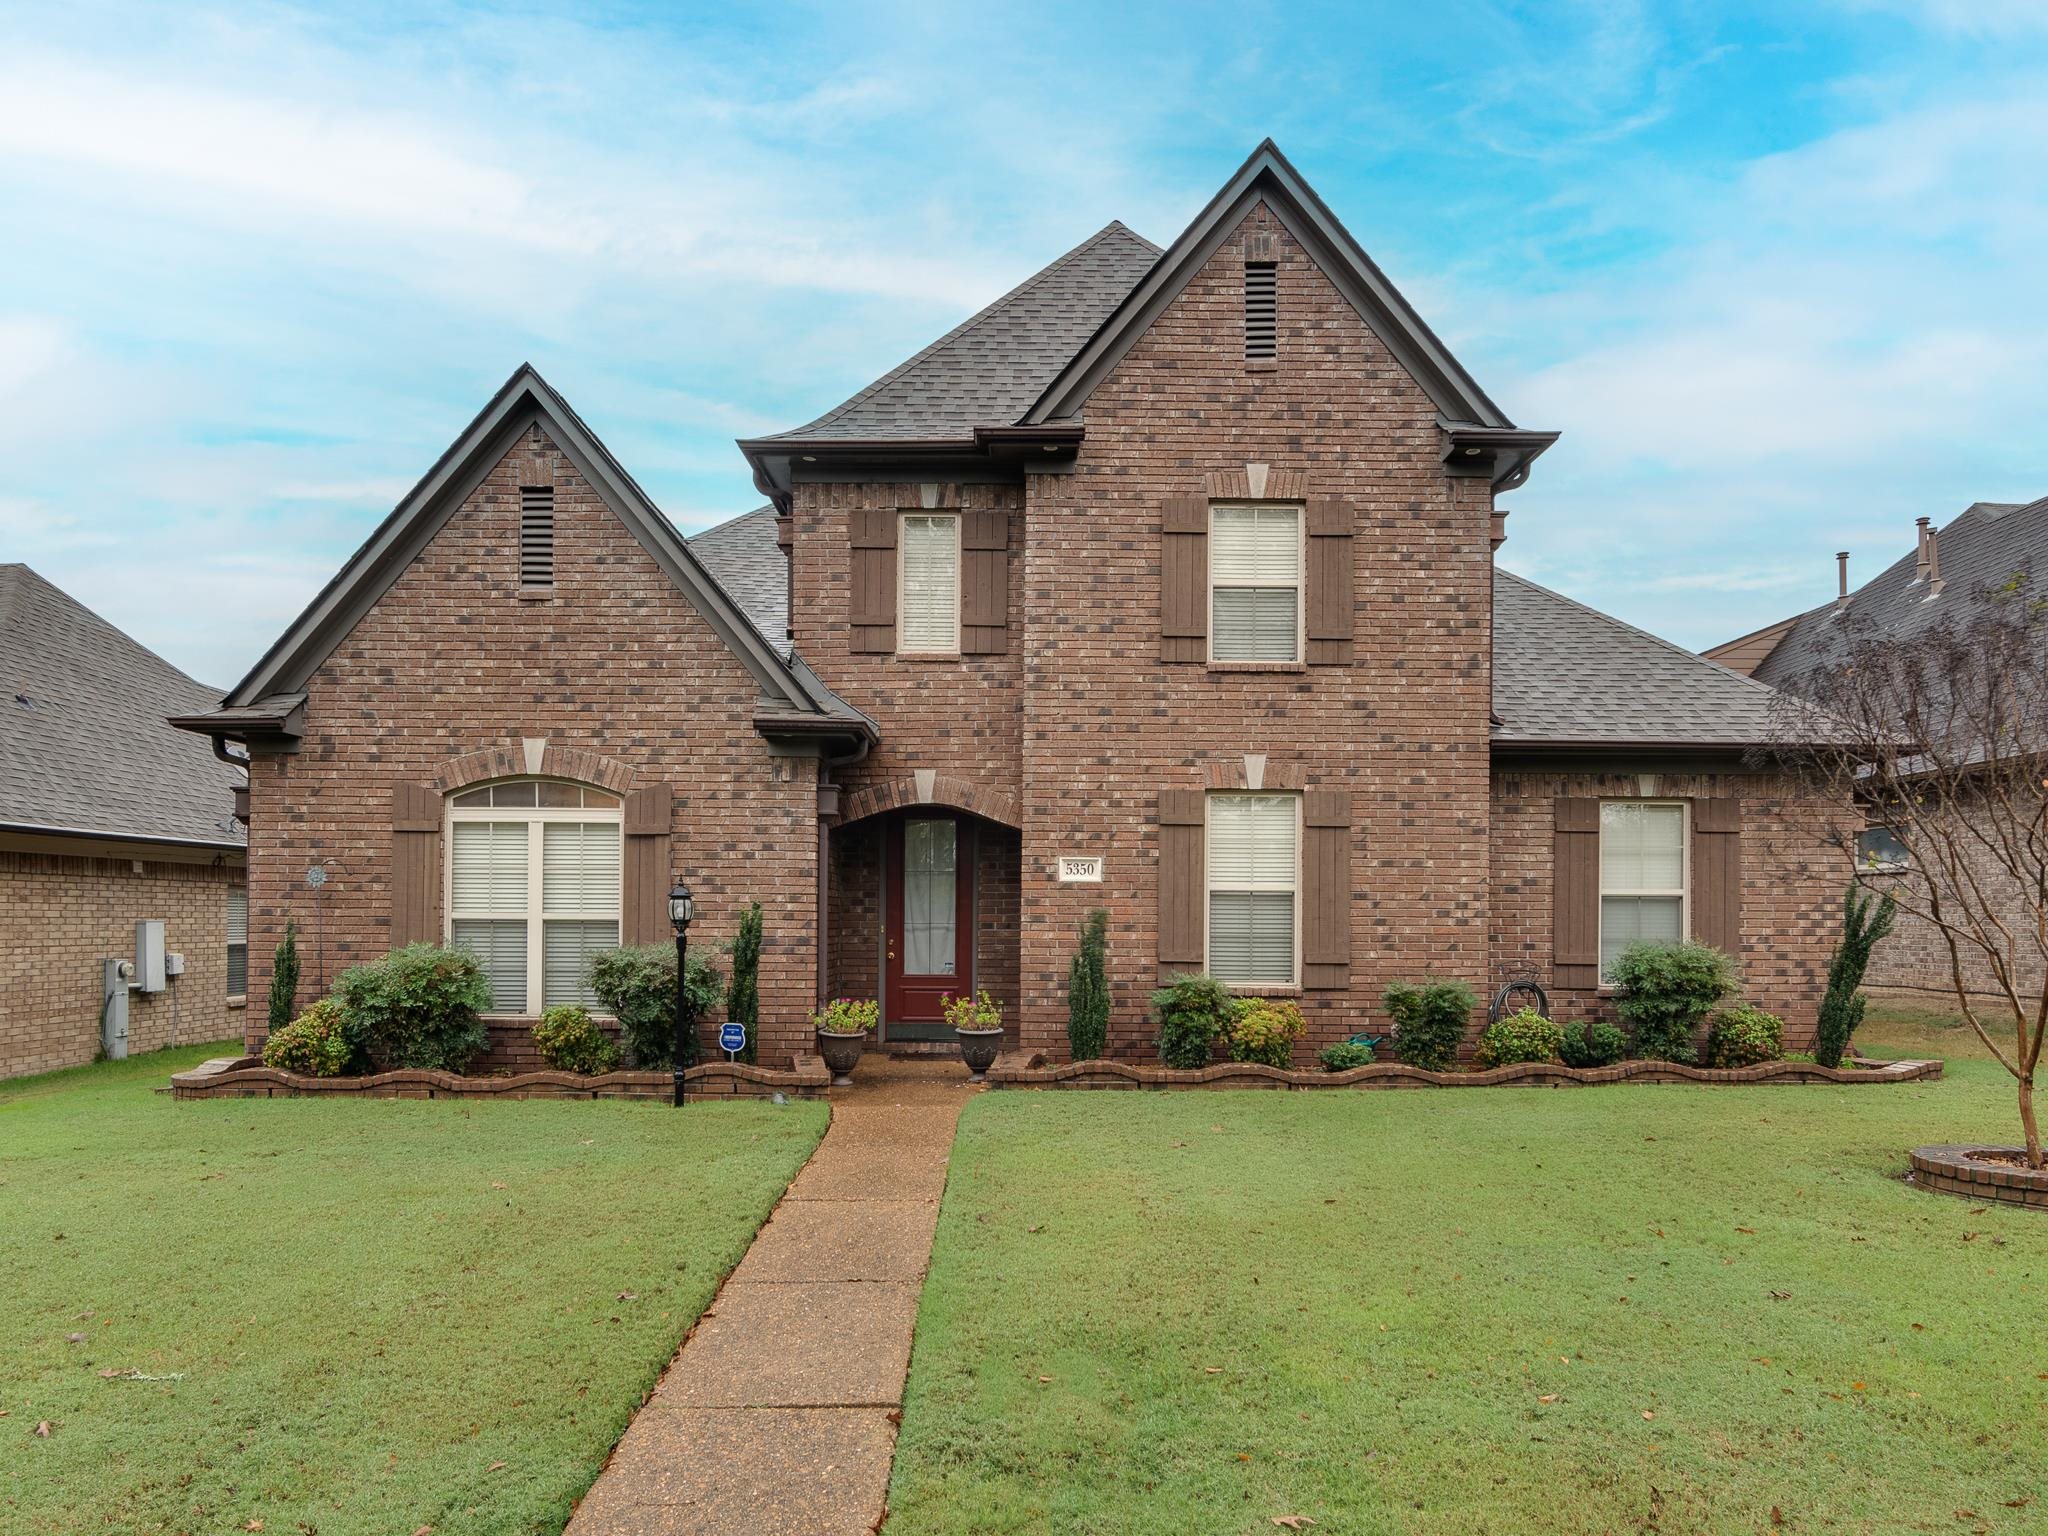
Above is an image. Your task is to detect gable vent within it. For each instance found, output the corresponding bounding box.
[1244,262,1277,360]
[519,485,554,588]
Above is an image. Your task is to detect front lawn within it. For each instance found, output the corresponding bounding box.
[890,1057,2046,1534]
[1,1043,826,1535]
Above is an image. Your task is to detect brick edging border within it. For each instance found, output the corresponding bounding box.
[170,1055,832,1101]
[1908,1144,2048,1210]
[985,1052,1945,1091]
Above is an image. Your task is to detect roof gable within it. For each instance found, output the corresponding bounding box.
[1026,140,1511,430]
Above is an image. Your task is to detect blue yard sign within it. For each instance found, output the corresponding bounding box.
[719,1023,746,1056]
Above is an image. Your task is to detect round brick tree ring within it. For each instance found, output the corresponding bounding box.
[1908,1145,2048,1211]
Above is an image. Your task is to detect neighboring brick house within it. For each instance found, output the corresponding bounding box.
[177,142,1842,1068]
[1709,494,2048,1003]
[2,565,248,1078]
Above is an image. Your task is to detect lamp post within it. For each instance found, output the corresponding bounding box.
[669,879,694,1108]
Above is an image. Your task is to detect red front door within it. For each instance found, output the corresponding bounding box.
[884,813,974,1027]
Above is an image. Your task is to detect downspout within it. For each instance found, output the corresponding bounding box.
[208,733,250,769]
[817,733,872,1007]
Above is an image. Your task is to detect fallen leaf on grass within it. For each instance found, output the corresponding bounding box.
[1538,1394,1560,1404]
[1641,1410,1656,1421]
[1769,1290,1793,1300]
[1204,1367,1224,1375]
[243,1522,263,1532]
[487,1461,507,1473]
[1037,1376,1051,1384]
[1272,1518,1317,1530]
[65,1332,87,1343]
[34,1420,54,1437]
[1735,1226,1756,1234]
[490,1182,506,1190]
[616,1291,638,1302]
[2004,1497,2032,1508]
[1771,1508,1784,1526]
[1027,1225,1043,1234]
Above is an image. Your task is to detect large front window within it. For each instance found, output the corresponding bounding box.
[1210,503,1301,661]
[446,780,622,1012]
[1599,801,1687,982]
[1206,792,1299,985]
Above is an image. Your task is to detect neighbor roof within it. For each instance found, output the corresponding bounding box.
[0,564,245,847]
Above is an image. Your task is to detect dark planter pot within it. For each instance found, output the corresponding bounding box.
[816,1028,866,1087]
[954,1026,1004,1082]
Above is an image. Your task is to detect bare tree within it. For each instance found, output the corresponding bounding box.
[1765,568,2048,1166]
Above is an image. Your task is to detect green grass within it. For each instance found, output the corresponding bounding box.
[1,1042,826,1535]
[890,1053,2047,1534]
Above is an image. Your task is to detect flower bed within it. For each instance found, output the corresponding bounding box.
[170,1054,830,1102]
[1908,1144,2048,1210]
[985,1051,1943,1091]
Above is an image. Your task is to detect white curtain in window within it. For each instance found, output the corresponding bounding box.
[541,821,620,1007]
[1600,803,1684,889]
[1600,896,1684,974]
[1211,506,1299,661]
[452,920,528,1012]
[900,515,959,652]
[1207,795,1297,984]
[452,821,528,910]
[902,819,958,974]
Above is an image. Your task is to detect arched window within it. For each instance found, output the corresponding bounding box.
[445,779,622,1014]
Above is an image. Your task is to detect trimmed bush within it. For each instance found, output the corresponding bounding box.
[335,944,491,1073]
[724,902,762,1064]
[1380,979,1474,1071]
[1151,973,1233,1069]
[533,1005,621,1075]
[1607,940,1735,1064]
[260,998,354,1077]
[1813,885,1897,1069]
[1317,1039,1375,1072]
[1475,1007,1565,1068]
[267,919,300,1037]
[1559,1020,1626,1069]
[1066,908,1110,1062]
[1226,998,1306,1067]
[1707,1003,1786,1068]
[588,944,723,1070]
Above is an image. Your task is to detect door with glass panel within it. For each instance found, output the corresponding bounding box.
[882,812,974,1039]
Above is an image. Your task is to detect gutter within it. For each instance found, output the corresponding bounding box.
[1,819,246,852]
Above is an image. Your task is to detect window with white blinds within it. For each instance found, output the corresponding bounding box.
[898,513,960,653]
[1599,801,1687,982]
[1206,792,1299,985]
[226,885,248,997]
[1210,504,1301,661]
[446,782,622,1013]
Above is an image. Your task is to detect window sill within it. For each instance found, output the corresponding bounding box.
[516,587,555,602]
[894,651,963,662]
[1228,983,1302,998]
[1207,660,1307,674]
[1245,359,1279,374]
[227,994,247,1010]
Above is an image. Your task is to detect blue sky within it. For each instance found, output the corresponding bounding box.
[5,0,2046,685]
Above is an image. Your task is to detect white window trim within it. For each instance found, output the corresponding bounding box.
[896,511,962,655]
[1597,799,1689,985]
[1207,501,1305,664]
[1203,790,1303,988]
[445,787,623,1016]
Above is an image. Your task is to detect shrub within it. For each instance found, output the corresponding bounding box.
[1606,941,1735,1064]
[1475,1007,1565,1068]
[811,997,879,1034]
[1782,1050,1818,1064]
[1380,979,1474,1071]
[724,902,762,1065]
[588,944,723,1069]
[941,988,1002,1031]
[1066,908,1110,1062]
[260,998,354,1077]
[267,919,300,1036]
[1151,972,1234,1069]
[533,1005,621,1075]
[1813,885,1897,1069]
[335,944,491,1072]
[1317,1039,1376,1072]
[1227,998,1306,1067]
[1559,1020,1626,1069]
[1707,1003,1786,1068]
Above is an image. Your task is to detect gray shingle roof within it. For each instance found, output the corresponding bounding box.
[1492,570,1789,747]
[1752,495,2048,691]
[0,564,245,846]
[688,506,788,656]
[763,222,1161,441]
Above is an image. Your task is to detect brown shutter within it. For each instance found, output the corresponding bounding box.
[961,510,1009,654]
[390,782,441,947]
[1301,789,1351,989]
[1691,797,1742,963]
[1157,788,1205,971]
[1160,496,1208,663]
[622,784,673,945]
[848,508,896,653]
[1553,797,1600,991]
[1304,498,1355,665]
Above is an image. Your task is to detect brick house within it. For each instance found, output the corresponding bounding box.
[175,142,1841,1069]
[1709,494,2048,1003]
[2,565,248,1078]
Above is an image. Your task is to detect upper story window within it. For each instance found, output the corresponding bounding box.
[1599,801,1687,982]
[1856,824,1910,872]
[898,513,960,653]
[520,486,555,589]
[446,779,621,1013]
[1210,503,1302,662]
[1207,792,1299,986]
[1244,261,1277,359]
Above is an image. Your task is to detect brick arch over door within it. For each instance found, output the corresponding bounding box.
[836,775,1020,830]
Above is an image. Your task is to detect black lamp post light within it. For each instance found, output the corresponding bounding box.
[669,879,694,1107]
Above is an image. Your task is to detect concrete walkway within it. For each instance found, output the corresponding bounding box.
[567,1057,972,1535]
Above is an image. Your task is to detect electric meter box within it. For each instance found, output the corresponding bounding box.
[135,920,167,993]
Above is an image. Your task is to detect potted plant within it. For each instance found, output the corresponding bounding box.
[810,997,878,1086]
[942,988,1005,1081]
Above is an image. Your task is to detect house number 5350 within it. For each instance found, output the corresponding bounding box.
[1057,856,1104,883]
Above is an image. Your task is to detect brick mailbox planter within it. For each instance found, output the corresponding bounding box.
[1908,1144,2048,1211]
[170,1054,831,1102]
[986,1052,1945,1091]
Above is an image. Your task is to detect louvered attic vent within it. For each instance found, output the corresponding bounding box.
[519,486,554,588]
[1244,262,1277,359]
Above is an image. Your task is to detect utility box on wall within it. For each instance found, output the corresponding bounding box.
[102,958,132,1059]
[134,920,166,993]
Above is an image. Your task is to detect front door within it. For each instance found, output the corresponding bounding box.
[884,812,973,1037]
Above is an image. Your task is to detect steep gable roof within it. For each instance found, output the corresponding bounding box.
[1,564,245,847]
